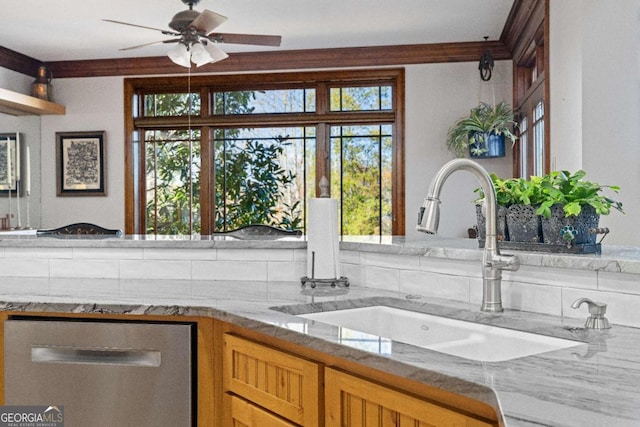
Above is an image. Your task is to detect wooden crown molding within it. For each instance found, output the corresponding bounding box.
[0,46,42,77]
[1,41,510,79]
[500,0,545,63]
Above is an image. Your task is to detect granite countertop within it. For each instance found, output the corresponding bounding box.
[1,279,639,427]
[1,232,640,274]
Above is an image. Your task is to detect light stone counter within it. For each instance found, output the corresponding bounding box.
[1,233,639,274]
[1,233,640,425]
[1,279,639,427]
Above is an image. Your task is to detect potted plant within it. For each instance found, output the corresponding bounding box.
[501,175,545,243]
[446,101,518,158]
[475,170,624,248]
[535,170,624,245]
[474,174,543,243]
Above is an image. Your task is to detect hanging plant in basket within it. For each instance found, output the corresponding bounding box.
[446,101,518,158]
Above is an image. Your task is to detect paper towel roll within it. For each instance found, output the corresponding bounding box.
[307,198,341,280]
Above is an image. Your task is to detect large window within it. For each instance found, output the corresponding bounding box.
[124,69,405,236]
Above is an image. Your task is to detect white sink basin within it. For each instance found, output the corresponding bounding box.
[299,306,582,362]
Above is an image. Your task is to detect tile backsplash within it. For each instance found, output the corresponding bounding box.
[1,245,639,328]
[340,249,640,327]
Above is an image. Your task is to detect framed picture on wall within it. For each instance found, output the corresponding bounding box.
[0,133,21,196]
[56,131,106,197]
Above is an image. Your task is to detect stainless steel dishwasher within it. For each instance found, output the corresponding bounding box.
[4,318,194,427]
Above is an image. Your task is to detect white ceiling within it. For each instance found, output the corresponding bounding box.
[1,0,514,62]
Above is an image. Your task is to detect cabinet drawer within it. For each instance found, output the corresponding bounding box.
[325,368,496,427]
[223,334,321,426]
[228,394,297,427]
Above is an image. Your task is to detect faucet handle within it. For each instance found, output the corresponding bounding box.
[487,254,520,271]
[571,298,611,329]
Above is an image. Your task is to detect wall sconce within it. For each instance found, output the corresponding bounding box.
[478,36,494,81]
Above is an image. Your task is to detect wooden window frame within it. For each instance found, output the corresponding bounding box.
[503,0,550,177]
[124,69,405,235]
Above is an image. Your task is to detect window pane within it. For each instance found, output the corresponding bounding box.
[213,89,316,114]
[519,117,528,177]
[213,127,312,232]
[143,93,200,116]
[331,125,393,236]
[145,129,201,235]
[381,134,393,235]
[304,127,317,232]
[533,101,545,176]
[330,86,392,111]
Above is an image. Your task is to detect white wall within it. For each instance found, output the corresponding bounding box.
[550,0,640,245]
[0,68,125,230]
[31,62,514,237]
[548,0,583,172]
[0,68,31,93]
[0,114,42,228]
[404,61,513,240]
[40,77,125,230]
[0,69,42,228]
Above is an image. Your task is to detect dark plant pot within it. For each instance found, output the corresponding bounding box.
[475,204,508,242]
[541,204,599,245]
[469,133,506,158]
[506,204,541,242]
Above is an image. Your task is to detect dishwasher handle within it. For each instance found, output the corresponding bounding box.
[31,346,161,367]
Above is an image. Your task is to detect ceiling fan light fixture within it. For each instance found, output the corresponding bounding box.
[168,43,191,68]
[105,0,280,66]
[203,42,229,63]
[190,42,214,67]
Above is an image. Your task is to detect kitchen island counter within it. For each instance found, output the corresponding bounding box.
[1,278,639,427]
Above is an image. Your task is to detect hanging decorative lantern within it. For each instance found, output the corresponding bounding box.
[31,66,53,101]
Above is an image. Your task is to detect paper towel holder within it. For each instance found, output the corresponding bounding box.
[302,177,349,291]
[300,275,350,290]
[300,250,350,290]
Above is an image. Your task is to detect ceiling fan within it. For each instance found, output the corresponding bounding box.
[103,0,282,67]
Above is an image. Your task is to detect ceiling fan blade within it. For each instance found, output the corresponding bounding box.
[208,33,282,47]
[103,19,180,36]
[118,38,181,51]
[190,10,227,34]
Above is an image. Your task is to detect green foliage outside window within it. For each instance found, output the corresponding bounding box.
[145,129,201,235]
[214,135,301,231]
[142,81,394,236]
[145,91,302,234]
[331,125,392,235]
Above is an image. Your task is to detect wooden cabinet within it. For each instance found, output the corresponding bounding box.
[1,314,498,427]
[229,395,297,427]
[223,334,322,427]
[325,368,495,427]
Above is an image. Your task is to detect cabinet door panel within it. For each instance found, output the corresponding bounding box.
[224,334,321,426]
[230,395,297,427]
[325,368,495,427]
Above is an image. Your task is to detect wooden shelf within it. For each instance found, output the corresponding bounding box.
[0,88,65,116]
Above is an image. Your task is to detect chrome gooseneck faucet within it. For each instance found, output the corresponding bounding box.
[417,158,520,312]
